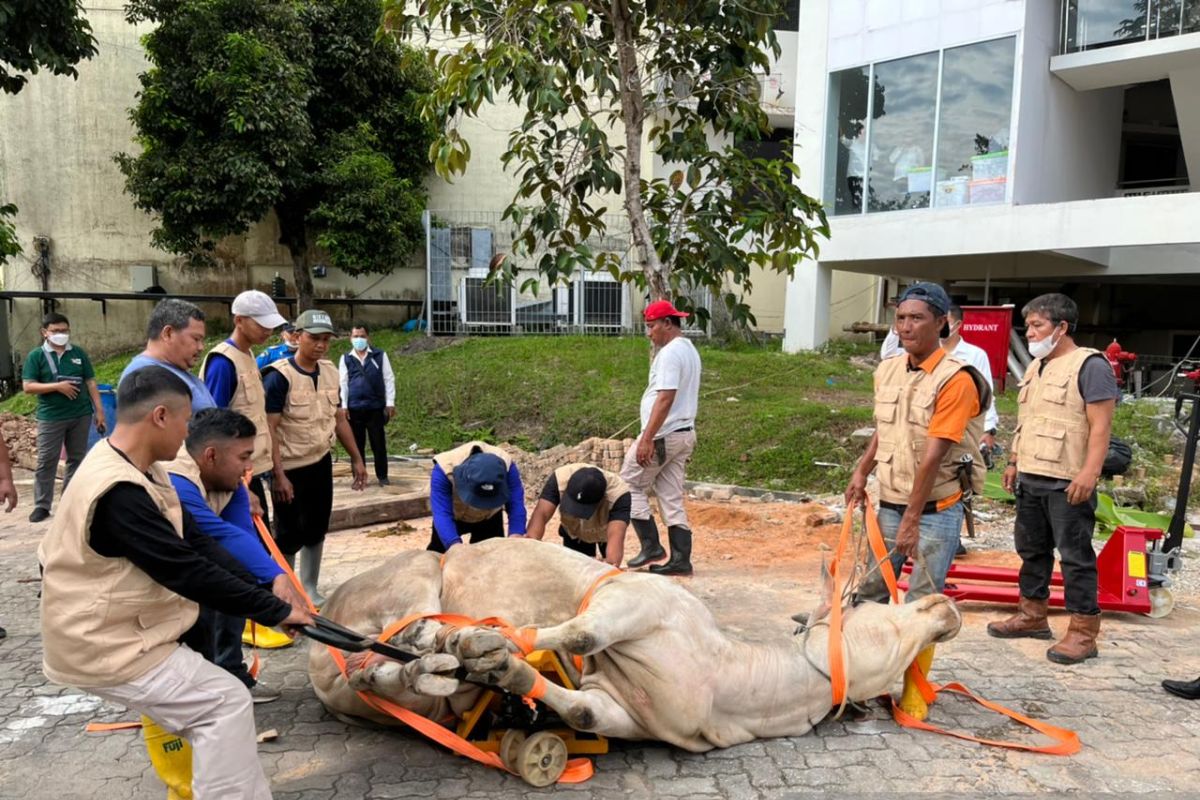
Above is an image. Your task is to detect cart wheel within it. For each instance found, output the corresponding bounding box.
[499,729,526,772]
[516,731,568,787]
[1148,587,1175,619]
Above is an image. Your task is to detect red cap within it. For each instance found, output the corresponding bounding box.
[643,300,689,321]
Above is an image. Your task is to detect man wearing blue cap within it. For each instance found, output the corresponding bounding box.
[427,441,526,551]
[844,281,991,722]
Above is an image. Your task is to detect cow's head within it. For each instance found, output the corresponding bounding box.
[797,557,961,702]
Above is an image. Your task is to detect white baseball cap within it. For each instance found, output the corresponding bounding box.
[231,290,288,329]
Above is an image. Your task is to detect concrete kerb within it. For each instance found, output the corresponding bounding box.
[685,481,818,505]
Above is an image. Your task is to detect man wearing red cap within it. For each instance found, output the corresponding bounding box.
[621,300,702,576]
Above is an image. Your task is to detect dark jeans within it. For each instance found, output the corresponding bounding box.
[1015,480,1100,615]
[182,608,254,688]
[348,407,388,481]
[427,512,504,553]
[274,454,334,555]
[560,525,607,559]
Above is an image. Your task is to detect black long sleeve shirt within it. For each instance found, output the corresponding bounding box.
[89,482,291,627]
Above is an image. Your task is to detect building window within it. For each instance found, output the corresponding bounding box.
[934,38,1016,207]
[867,53,939,212]
[826,37,1016,216]
[1062,1,1200,54]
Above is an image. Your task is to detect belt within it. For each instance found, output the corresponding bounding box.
[880,499,943,516]
[666,427,693,434]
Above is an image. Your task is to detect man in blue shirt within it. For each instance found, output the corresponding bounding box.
[338,323,395,486]
[255,324,298,370]
[119,299,216,413]
[427,441,526,551]
[166,408,302,703]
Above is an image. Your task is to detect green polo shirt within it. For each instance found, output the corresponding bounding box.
[21,343,96,421]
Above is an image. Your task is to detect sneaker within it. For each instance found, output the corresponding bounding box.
[28,508,50,523]
[250,683,281,704]
[378,477,391,486]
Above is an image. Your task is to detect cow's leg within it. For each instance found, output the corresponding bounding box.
[347,652,462,698]
[528,584,661,656]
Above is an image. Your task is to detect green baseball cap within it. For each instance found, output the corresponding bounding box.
[294,309,335,334]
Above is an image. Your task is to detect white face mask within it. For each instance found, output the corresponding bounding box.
[351,337,368,352]
[48,333,70,347]
[1028,329,1061,360]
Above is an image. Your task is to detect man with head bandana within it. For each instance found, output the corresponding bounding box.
[845,282,991,721]
[988,293,1118,666]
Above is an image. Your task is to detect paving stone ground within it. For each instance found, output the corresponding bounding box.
[3,470,1200,798]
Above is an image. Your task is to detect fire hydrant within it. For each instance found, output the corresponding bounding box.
[1105,339,1136,387]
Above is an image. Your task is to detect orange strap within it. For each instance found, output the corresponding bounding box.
[860,505,1079,754]
[825,512,855,709]
[85,721,144,733]
[570,569,622,674]
[249,512,593,783]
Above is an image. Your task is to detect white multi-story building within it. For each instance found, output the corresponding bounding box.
[784,0,1200,358]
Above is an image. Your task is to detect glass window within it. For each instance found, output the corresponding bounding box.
[934,38,1015,207]
[825,67,870,216]
[867,53,939,212]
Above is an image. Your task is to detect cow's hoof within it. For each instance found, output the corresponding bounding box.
[393,619,441,654]
[412,673,460,696]
[448,628,510,674]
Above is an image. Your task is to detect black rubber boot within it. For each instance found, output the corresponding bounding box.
[626,518,666,568]
[649,526,693,576]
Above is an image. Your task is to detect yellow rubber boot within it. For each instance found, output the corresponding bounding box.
[898,645,935,721]
[141,716,193,800]
[242,619,295,649]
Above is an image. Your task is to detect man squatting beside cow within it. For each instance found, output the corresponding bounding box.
[846,282,991,722]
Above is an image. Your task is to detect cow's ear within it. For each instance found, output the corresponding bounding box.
[808,555,835,624]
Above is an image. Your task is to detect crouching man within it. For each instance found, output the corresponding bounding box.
[39,367,312,800]
[526,463,631,567]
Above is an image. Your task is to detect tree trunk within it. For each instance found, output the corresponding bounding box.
[276,203,314,310]
[611,0,668,302]
[291,249,314,311]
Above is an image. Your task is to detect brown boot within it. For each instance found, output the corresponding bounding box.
[1047,613,1100,664]
[986,596,1053,640]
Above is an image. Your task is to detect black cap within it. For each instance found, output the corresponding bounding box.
[898,282,950,317]
[561,467,607,520]
[452,452,510,511]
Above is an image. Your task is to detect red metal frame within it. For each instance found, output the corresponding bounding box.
[899,526,1162,614]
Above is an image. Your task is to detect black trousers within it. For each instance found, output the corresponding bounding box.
[248,474,271,532]
[274,453,334,555]
[1015,480,1101,615]
[560,525,606,559]
[427,512,504,553]
[348,407,388,481]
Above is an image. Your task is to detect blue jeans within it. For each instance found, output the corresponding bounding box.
[858,502,964,604]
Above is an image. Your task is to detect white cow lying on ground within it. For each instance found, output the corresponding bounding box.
[309,537,961,751]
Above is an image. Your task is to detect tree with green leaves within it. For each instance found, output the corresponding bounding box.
[117,0,437,308]
[387,0,828,327]
[1,0,99,264]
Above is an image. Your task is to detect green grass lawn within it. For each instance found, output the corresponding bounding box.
[0,331,1177,498]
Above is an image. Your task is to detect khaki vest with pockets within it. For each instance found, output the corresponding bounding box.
[873,351,990,506]
[201,341,274,475]
[270,358,340,470]
[434,441,513,524]
[553,463,630,544]
[40,440,197,689]
[1014,347,1098,482]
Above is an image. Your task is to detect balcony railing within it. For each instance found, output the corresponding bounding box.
[1062,0,1200,54]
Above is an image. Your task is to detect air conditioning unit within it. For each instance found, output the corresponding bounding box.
[563,271,630,331]
[459,277,515,328]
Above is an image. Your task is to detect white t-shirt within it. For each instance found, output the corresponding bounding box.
[639,336,701,438]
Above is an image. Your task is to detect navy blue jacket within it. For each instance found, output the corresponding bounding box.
[342,349,387,410]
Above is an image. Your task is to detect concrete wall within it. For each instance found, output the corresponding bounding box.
[1011,1,1124,205]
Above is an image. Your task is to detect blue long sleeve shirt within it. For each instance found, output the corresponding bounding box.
[203,340,239,408]
[430,462,527,548]
[168,474,284,584]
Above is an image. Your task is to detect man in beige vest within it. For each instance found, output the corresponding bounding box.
[39,366,312,800]
[988,293,1118,665]
[527,463,631,567]
[845,282,989,722]
[427,441,527,551]
[263,309,368,605]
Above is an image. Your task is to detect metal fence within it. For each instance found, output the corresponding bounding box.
[423,209,711,337]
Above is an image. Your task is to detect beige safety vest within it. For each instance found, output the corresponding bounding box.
[163,448,234,516]
[553,463,630,543]
[873,350,990,506]
[40,440,197,688]
[269,358,340,470]
[200,341,273,475]
[1014,347,1099,481]
[434,441,513,523]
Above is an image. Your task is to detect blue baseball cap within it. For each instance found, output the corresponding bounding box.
[452,452,510,510]
[898,282,950,317]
